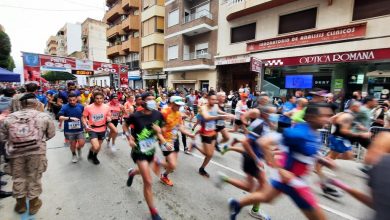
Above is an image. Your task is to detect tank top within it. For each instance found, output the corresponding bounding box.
[200,104,218,136]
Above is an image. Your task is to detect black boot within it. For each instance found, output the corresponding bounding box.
[87,150,93,161]
[92,152,100,165]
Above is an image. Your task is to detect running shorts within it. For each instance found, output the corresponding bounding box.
[234,119,243,126]
[215,125,225,132]
[131,151,154,163]
[111,119,119,127]
[271,179,318,210]
[162,139,180,156]
[242,153,261,178]
[329,135,352,153]
[64,132,85,141]
[201,135,216,144]
[88,131,106,140]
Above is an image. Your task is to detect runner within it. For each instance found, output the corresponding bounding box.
[107,94,122,152]
[58,93,85,163]
[229,93,249,134]
[191,91,208,131]
[123,92,171,220]
[228,103,336,220]
[82,91,112,165]
[215,92,230,152]
[195,91,234,177]
[121,94,135,139]
[157,93,168,110]
[216,105,279,220]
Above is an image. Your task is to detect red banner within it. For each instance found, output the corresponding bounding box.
[119,65,129,87]
[247,23,367,52]
[263,48,390,67]
[93,62,120,74]
[39,55,76,69]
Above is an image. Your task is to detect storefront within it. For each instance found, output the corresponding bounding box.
[128,70,142,89]
[167,69,217,91]
[142,71,167,89]
[261,48,390,100]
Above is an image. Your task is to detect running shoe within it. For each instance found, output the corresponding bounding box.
[110,145,118,152]
[184,148,191,155]
[92,155,100,165]
[321,184,343,197]
[160,174,174,186]
[151,213,162,220]
[107,141,112,148]
[220,144,229,155]
[127,168,135,187]
[121,133,126,140]
[87,150,93,161]
[199,168,210,178]
[214,171,228,189]
[249,209,271,220]
[228,198,241,220]
[72,155,78,163]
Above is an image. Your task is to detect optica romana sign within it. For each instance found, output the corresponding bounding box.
[247,23,367,52]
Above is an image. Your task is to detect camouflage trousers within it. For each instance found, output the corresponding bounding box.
[9,154,48,199]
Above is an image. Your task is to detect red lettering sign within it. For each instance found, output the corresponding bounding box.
[247,23,367,52]
[263,48,390,66]
[93,62,119,74]
[39,55,76,69]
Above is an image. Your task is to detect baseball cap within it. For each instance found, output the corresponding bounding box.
[170,96,185,106]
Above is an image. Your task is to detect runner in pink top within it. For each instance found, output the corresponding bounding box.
[107,94,123,152]
[82,91,112,165]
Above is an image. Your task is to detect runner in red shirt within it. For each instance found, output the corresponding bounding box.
[107,94,123,152]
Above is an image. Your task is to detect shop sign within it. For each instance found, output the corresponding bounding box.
[250,57,262,73]
[39,55,76,69]
[72,70,94,76]
[263,48,390,66]
[314,80,330,85]
[334,79,344,89]
[247,23,367,52]
[76,59,93,70]
[93,62,119,74]
[215,55,251,65]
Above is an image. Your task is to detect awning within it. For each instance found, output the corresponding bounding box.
[171,80,197,84]
[367,70,390,77]
[0,67,20,82]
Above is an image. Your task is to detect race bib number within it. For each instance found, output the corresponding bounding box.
[205,121,216,131]
[68,121,81,130]
[139,138,158,153]
[112,112,120,119]
[92,113,104,122]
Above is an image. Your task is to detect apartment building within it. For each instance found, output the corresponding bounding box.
[164,0,218,91]
[45,23,82,57]
[45,36,58,56]
[140,0,165,88]
[81,18,109,62]
[104,0,142,89]
[216,0,390,100]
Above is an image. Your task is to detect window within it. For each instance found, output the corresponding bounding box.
[279,8,317,34]
[142,17,164,36]
[353,0,390,20]
[168,9,179,27]
[168,45,178,60]
[231,23,256,43]
[195,42,208,57]
[142,44,164,62]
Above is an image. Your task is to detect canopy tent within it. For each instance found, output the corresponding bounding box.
[0,67,20,82]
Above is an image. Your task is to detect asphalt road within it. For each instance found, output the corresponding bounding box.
[0,124,374,220]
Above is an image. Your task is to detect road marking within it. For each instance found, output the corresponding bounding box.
[188,151,359,220]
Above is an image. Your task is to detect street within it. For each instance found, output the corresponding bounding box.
[0,127,374,220]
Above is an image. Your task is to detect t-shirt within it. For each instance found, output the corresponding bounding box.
[235,100,248,120]
[109,103,122,120]
[83,103,111,132]
[161,107,182,143]
[59,90,81,104]
[355,106,372,129]
[123,101,135,118]
[125,110,164,155]
[279,101,295,124]
[200,105,218,136]
[368,155,390,220]
[58,103,84,133]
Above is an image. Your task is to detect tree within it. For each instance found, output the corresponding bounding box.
[0,30,16,71]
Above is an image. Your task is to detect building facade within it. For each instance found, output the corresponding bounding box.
[164,0,218,91]
[45,23,82,57]
[45,36,58,56]
[81,18,109,63]
[104,0,142,89]
[140,0,165,88]
[216,0,390,100]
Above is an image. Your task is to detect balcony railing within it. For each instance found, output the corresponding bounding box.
[183,52,211,60]
[222,0,244,5]
[184,9,213,23]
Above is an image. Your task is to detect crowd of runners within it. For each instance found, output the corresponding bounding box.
[0,81,389,220]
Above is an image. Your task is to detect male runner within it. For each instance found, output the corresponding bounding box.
[215,92,230,152]
[229,103,336,220]
[196,91,233,177]
[157,96,195,186]
[123,92,172,220]
[58,93,85,163]
[230,93,249,134]
[82,91,112,165]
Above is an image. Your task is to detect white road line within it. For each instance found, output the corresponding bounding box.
[188,152,360,220]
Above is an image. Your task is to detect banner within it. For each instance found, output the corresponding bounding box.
[76,59,93,70]
[39,55,76,69]
[119,65,129,87]
[72,70,94,76]
[93,62,119,74]
[247,23,367,52]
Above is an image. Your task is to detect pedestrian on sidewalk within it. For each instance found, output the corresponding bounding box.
[0,93,55,215]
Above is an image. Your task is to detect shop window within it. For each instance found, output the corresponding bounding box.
[231,23,256,43]
[168,9,179,27]
[353,0,390,20]
[278,8,317,34]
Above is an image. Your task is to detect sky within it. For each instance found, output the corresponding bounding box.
[0,0,106,76]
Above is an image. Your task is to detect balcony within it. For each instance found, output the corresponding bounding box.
[165,52,214,72]
[121,15,140,31]
[107,45,125,57]
[105,2,124,23]
[107,25,125,39]
[176,10,214,37]
[184,10,213,23]
[121,37,140,52]
[183,52,212,60]
[122,0,139,9]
